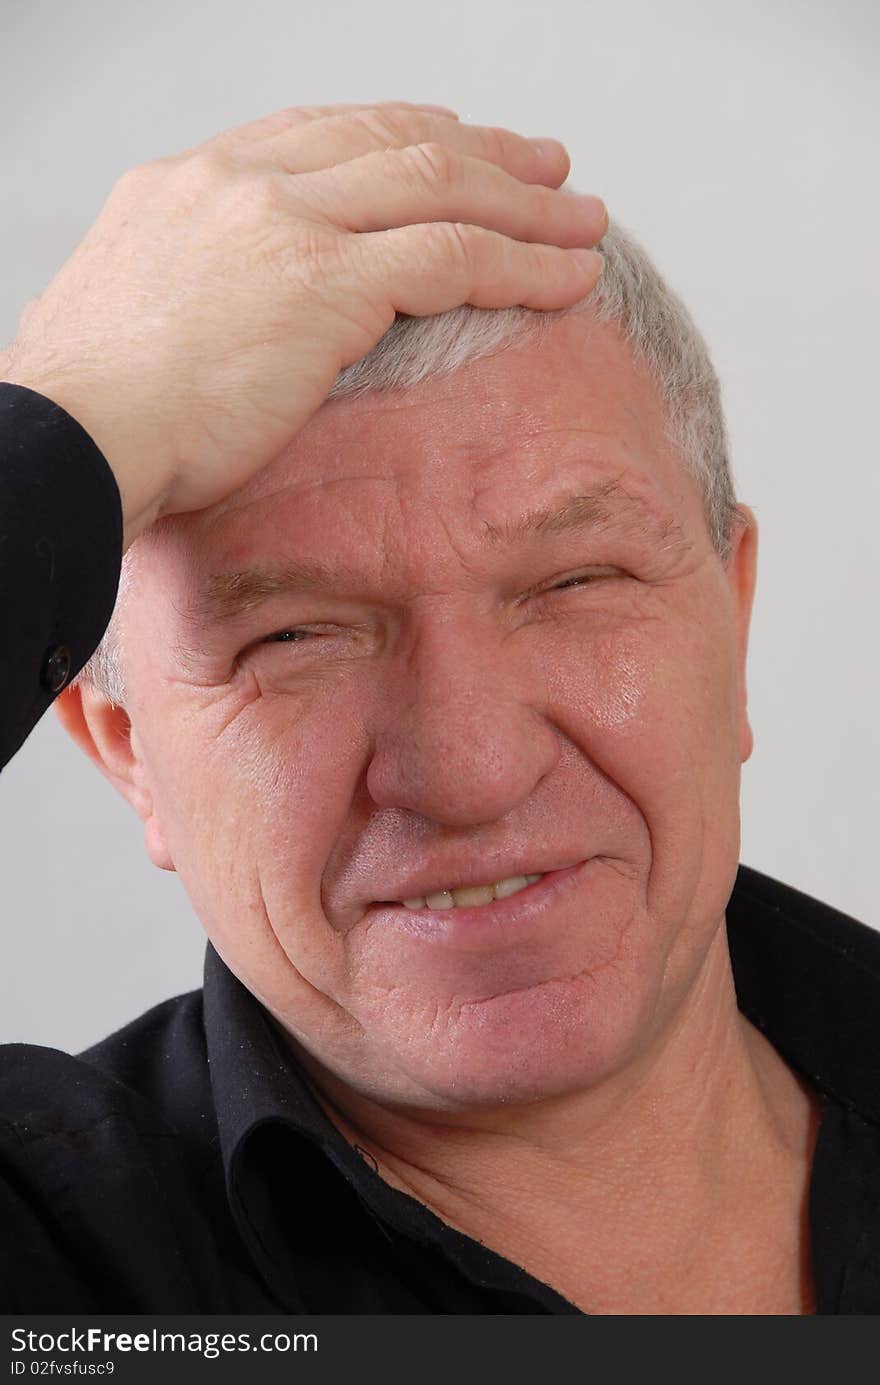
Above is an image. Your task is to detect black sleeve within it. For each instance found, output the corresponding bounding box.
[0,382,123,770]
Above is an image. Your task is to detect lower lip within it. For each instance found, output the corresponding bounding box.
[365,860,593,950]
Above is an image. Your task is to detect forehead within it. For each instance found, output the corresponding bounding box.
[148,314,705,588]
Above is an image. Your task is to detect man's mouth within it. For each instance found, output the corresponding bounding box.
[365,862,593,947]
[392,872,544,911]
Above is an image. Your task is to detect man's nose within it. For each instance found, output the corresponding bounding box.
[364,615,560,828]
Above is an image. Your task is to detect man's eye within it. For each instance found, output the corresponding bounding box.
[262,629,317,644]
[255,622,370,651]
[547,570,618,592]
[552,575,595,591]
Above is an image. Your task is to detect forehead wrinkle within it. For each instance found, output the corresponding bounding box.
[184,474,692,627]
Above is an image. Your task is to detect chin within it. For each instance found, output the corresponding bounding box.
[390,963,658,1112]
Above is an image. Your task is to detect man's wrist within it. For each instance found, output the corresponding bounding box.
[1,362,166,551]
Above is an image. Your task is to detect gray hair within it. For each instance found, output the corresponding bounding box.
[79,217,739,707]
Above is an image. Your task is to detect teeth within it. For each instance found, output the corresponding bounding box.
[437,885,492,909]
[495,875,531,899]
[424,890,458,910]
[401,873,543,911]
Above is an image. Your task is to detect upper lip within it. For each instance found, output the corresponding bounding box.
[370,854,587,904]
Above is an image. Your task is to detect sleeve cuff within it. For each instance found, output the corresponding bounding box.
[0,381,124,768]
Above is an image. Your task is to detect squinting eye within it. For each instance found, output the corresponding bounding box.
[264,629,314,643]
[553,575,595,591]
[549,570,618,592]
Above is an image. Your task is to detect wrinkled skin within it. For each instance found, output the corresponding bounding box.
[69,313,759,1123]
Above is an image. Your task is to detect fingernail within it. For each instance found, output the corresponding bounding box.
[529,137,566,158]
[575,194,607,217]
[573,249,605,274]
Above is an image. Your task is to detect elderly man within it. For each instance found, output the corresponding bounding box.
[1,102,877,1316]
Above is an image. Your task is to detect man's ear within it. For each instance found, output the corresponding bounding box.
[55,682,176,872]
[725,504,759,765]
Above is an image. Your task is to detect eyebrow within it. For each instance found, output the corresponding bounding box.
[480,477,678,547]
[191,477,687,625]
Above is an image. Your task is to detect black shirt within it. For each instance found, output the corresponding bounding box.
[1,382,879,1314]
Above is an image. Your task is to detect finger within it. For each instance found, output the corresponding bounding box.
[214,100,460,149]
[354,223,604,317]
[302,145,607,247]
[283,101,460,121]
[249,107,571,188]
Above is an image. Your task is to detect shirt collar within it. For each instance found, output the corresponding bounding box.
[726,864,880,1126]
[202,941,333,1162]
[201,937,576,1309]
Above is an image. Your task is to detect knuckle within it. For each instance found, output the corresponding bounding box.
[435,220,483,269]
[288,225,347,282]
[258,104,315,127]
[127,148,234,210]
[111,159,156,197]
[350,105,409,146]
[108,157,180,214]
[402,140,456,187]
[222,174,300,258]
[281,105,323,124]
[171,150,254,221]
[445,220,472,257]
[479,124,514,165]
[240,170,287,217]
[300,223,343,266]
[181,147,235,190]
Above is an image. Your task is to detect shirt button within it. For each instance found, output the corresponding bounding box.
[41,643,72,693]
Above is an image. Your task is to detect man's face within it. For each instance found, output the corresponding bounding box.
[109,314,757,1112]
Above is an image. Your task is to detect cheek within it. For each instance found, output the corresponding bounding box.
[133,684,361,943]
[544,601,738,761]
[542,605,743,918]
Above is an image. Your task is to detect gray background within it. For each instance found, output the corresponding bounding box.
[1,0,877,1052]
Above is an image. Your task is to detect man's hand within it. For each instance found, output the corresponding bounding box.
[1,101,606,549]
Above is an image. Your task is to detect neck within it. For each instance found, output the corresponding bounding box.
[294,926,822,1314]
